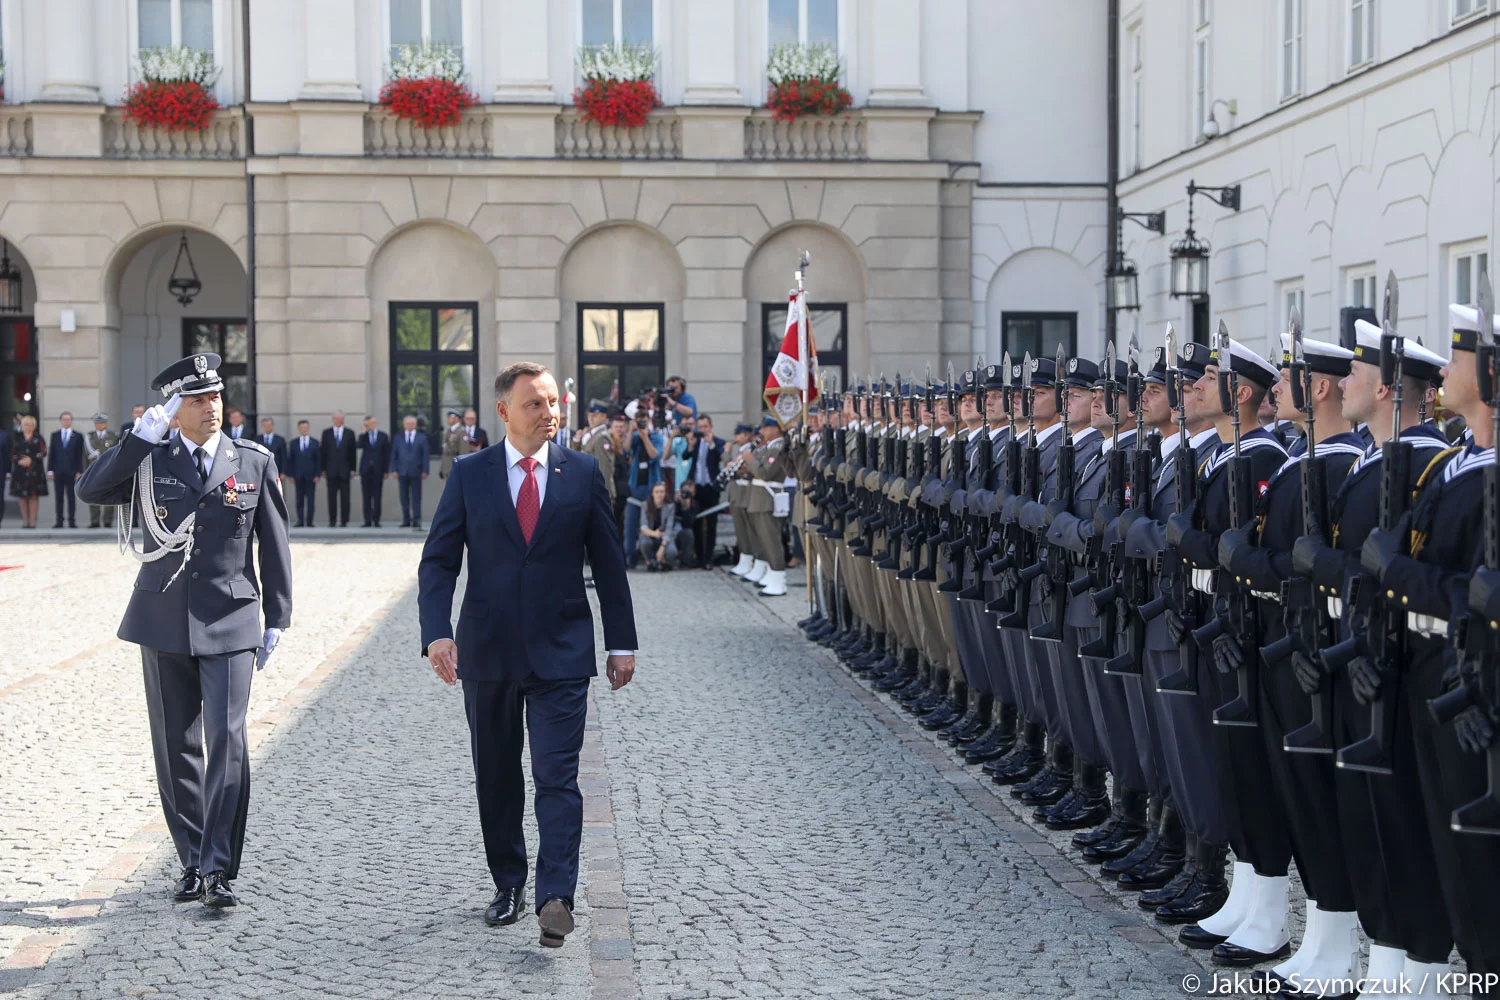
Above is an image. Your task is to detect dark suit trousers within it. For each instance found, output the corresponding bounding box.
[693,484,720,565]
[398,474,422,523]
[294,476,317,525]
[327,474,351,526]
[462,676,589,905]
[361,473,383,525]
[54,476,77,524]
[141,648,254,877]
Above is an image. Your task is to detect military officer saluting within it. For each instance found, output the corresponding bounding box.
[77,352,293,909]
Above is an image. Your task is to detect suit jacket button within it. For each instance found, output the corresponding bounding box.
[194,548,202,556]
[191,571,200,579]
[199,502,206,510]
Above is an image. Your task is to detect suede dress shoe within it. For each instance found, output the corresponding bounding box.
[485,886,526,926]
[538,896,575,948]
[172,866,204,902]
[202,871,237,908]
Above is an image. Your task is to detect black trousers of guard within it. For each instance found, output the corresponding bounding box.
[293,476,317,526]
[1149,623,1231,844]
[949,593,993,698]
[1024,598,1065,741]
[326,474,351,526]
[361,472,383,525]
[1408,642,1500,975]
[1331,656,1453,963]
[1077,623,1146,792]
[141,648,254,878]
[1256,612,1354,910]
[1046,614,1103,764]
[692,485,720,566]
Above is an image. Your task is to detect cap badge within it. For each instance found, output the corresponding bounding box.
[194,355,208,374]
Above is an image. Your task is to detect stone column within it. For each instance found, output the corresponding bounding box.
[682,0,741,105]
[866,0,926,106]
[492,0,554,102]
[300,0,363,101]
[41,0,100,102]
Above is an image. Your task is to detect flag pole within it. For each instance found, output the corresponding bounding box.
[795,251,813,613]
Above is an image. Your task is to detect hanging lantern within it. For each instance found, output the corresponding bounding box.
[1169,231,1211,299]
[1107,258,1141,311]
[168,230,202,306]
[0,240,22,314]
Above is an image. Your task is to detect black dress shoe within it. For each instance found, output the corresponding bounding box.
[537,896,575,947]
[1178,923,1230,949]
[485,886,526,926]
[1153,842,1229,923]
[202,871,237,908]
[172,866,204,902]
[1211,940,1292,967]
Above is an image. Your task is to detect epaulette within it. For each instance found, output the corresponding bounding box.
[234,438,272,456]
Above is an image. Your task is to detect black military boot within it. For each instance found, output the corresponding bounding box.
[964,702,1019,762]
[1139,831,1200,911]
[1102,795,1163,876]
[1074,783,1128,848]
[875,648,919,691]
[798,610,824,630]
[847,631,885,670]
[1116,805,1186,891]
[895,658,935,705]
[1044,758,1111,830]
[989,721,1047,785]
[919,674,964,729]
[948,691,993,744]
[910,667,952,715]
[1155,841,1230,925]
[1016,740,1074,805]
[940,689,981,741]
[1081,786,1149,861]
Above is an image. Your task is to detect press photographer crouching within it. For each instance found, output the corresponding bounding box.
[638,480,696,572]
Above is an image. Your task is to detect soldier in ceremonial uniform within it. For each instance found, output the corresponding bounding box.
[579,402,618,502]
[83,412,119,528]
[439,408,465,479]
[76,353,293,909]
[726,423,758,579]
[740,416,790,597]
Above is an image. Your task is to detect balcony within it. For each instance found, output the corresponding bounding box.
[554,110,682,160]
[364,108,492,158]
[745,110,866,161]
[0,109,34,157]
[103,108,243,160]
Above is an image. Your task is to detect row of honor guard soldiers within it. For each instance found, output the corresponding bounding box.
[793,279,1500,998]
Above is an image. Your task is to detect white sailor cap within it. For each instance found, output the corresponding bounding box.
[1449,303,1500,353]
[1351,319,1447,382]
[1279,334,1354,377]
[1209,338,1280,389]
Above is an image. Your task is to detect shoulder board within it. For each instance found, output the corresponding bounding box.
[234,439,271,456]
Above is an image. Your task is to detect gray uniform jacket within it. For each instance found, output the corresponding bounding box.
[1018,427,1105,535]
[77,432,293,656]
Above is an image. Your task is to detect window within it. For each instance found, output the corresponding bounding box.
[1347,268,1377,310]
[1453,0,1488,24]
[1450,243,1491,306]
[581,0,653,47]
[1,317,38,431]
[390,0,462,51]
[139,0,213,51]
[1279,281,1305,331]
[1001,312,1077,362]
[1280,0,1303,100]
[389,303,479,449]
[768,0,838,47]
[184,319,250,416]
[763,302,846,396]
[1193,35,1211,140]
[578,304,664,414]
[1128,24,1143,173]
[1349,0,1375,69]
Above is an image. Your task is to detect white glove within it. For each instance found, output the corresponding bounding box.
[130,394,182,445]
[256,627,283,670]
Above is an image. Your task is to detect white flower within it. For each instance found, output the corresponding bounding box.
[387,40,467,83]
[576,43,658,83]
[766,43,842,85]
[135,46,220,86]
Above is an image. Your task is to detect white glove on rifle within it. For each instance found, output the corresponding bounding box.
[130,394,182,445]
[256,627,283,671]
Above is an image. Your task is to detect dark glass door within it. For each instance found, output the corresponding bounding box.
[578,304,664,413]
[183,318,250,416]
[1001,312,1077,362]
[0,316,37,435]
[389,302,480,449]
[763,302,846,393]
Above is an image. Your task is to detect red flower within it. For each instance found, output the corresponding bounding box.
[122,81,220,132]
[572,79,659,129]
[766,77,852,122]
[379,77,477,129]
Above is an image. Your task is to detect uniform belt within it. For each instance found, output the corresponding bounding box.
[1328,596,1344,619]
[1407,612,1448,639]
[751,479,785,490]
[1190,568,1215,595]
[1251,589,1280,602]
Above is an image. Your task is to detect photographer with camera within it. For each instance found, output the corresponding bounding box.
[664,376,697,420]
[623,406,664,569]
[684,415,725,569]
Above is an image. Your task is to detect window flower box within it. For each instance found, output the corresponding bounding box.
[765,43,852,121]
[123,46,220,133]
[379,41,477,130]
[574,43,660,130]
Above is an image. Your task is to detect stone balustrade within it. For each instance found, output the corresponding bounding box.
[0,109,34,157]
[364,109,492,158]
[102,108,242,160]
[554,110,683,160]
[744,110,867,161]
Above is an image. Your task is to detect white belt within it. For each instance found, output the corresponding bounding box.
[751,479,785,491]
[1252,590,1280,603]
[1328,596,1344,619]
[1191,569,1215,595]
[1407,612,1448,639]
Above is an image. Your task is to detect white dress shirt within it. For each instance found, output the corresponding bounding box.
[405,430,417,447]
[503,437,632,656]
[183,430,225,481]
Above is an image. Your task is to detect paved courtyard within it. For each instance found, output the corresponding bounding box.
[1,540,1226,999]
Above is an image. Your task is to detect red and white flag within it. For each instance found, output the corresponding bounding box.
[763,288,819,428]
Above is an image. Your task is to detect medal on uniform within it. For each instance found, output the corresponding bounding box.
[224,474,239,505]
[156,505,169,520]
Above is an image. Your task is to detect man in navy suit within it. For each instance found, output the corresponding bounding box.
[390,414,431,528]
[48,411,85,528]
[357,415,391,528]
[257,417,289,479]
[320,412,358,527]
[419,362,636,949]
[686,414,725,568]
[284,419,323,527]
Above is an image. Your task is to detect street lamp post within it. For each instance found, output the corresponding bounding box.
[1107,208,1166,312]
[1169,180,1241,300]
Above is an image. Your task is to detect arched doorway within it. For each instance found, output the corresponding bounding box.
[112,228,248,418]
[0,236,39,435]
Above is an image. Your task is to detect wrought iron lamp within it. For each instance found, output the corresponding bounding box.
[168,230,202,306]
[1169,180,1240,299]
[1107,208,1166,312]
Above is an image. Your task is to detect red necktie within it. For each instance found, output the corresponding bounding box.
[516,457,540,545]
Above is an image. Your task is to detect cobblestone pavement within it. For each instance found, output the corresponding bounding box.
[3,541,1245,1000]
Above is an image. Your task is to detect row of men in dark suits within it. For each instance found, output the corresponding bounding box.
[795,306,1499,996]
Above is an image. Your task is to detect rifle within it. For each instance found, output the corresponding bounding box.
[1156,327,1204,694]
[1101,336,1154,675]
[1031,343,1075,642]
[983,354,1022,614]
[1076,342,1124,658]
[1335,273,1411,772]
[1431,269,1500,833]
[937,362,968,592]
[994,353,1041,628]
[960,362,997,603]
